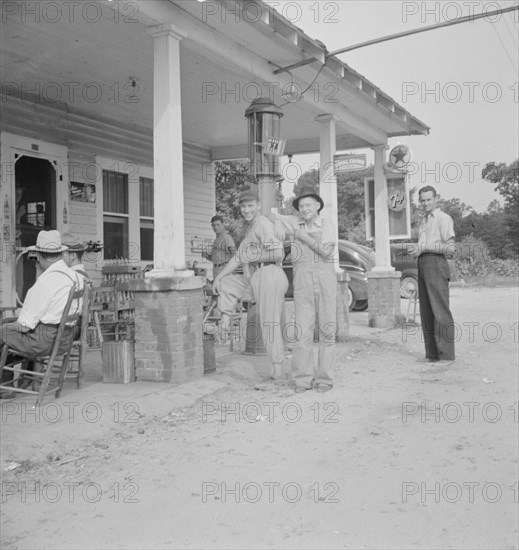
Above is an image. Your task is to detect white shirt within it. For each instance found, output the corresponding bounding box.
[418,208,455,254]
[17,259,80,329]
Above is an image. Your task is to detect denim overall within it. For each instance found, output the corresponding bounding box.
[291,220,337,388]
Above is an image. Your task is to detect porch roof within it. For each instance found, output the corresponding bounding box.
[1,0,429,159]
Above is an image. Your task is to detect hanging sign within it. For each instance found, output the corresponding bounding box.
[333,153,367,173]
[388,144,412,170]
[364,173,411,240]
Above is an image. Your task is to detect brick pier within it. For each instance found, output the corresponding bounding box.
[367,271,401,328]
[124,276,206,383]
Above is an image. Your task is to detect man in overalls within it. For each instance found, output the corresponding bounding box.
[213,188,288,383]
[272,186,337,393]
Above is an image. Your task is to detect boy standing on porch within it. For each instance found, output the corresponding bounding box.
[212,188,288,383]
[202,215,236,279]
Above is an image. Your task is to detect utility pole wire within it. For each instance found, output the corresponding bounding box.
[273,4,519,75]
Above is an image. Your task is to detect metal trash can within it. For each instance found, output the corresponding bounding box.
[102,341,135,383]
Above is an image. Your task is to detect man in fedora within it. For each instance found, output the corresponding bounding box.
[62,232,90,286]
[270,185,338,393]
[212,188,288,385]
[0,230,80,396]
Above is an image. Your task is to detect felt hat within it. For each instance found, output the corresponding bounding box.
[27,230,68,253]
[292,185,324,213]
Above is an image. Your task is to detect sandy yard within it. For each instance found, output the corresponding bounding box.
[1,285,517,549]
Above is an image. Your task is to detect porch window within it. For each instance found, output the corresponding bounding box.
[103,170,129,259]
[139,176,154,262]
[100,166,154,262]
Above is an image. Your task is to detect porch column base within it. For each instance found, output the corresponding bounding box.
[367,271,401,328]
[125,276,205,383]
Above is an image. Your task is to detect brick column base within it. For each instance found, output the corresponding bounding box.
[367,271,401,328]
[123,276,205,383]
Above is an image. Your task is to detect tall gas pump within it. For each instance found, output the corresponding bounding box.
[245,97,285,214]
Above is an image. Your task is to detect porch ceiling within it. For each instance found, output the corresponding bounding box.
[1,0,428,159]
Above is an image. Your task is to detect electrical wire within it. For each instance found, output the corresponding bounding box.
[278,62,327,107]
[499,1,519,48]
[490,15,518,73]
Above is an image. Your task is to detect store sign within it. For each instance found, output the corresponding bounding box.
[191,237,213,253]
[388,144,412,170]
[388,189,407,212]
[364,173,411,240]
[334,153,366,173]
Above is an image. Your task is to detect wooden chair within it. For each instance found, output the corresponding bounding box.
[0,307,19,324]
[90,284,117,346]
[0,284,85,406]
[60,282,92,390]
[405,289,420,323]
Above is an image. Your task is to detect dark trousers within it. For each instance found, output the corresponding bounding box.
[1,323,72,383]
[418,254,455,361]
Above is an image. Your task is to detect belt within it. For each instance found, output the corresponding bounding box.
[419,252,445,257]
[255,261,279,268]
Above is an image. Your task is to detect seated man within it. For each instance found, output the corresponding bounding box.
[62,232,90,340]
[213,188,288,384]
[0,230,80,397]
[62,232,90,285]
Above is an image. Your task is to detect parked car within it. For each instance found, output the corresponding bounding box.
[390,243,459,298]
[282,240,371,311]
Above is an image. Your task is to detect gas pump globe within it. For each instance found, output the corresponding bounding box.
[245,97,284,213]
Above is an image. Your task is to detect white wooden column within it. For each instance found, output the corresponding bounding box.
[315,114,339,261]
[372,144,394,271]
[147,24,189,277]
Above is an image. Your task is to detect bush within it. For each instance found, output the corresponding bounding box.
[453,236,518,278]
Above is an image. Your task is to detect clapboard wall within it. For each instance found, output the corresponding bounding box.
[0,95,215,297]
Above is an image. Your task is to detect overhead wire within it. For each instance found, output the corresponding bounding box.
[490,13,518,73]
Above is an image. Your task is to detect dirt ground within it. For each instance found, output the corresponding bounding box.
[1,285,518,550]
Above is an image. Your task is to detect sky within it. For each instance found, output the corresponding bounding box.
[264,0,519,213]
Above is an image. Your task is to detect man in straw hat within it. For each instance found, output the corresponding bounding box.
[270,185,338,393]
[0,230,80,396]
[212,188,289,386]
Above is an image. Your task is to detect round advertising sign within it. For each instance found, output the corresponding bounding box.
[388,144,412,169]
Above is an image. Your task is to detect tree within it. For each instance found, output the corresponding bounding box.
[435,197,474,240]
[214,160,253,245]
[482,159,518,258]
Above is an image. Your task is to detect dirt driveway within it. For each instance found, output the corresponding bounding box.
[1,286,517,549]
